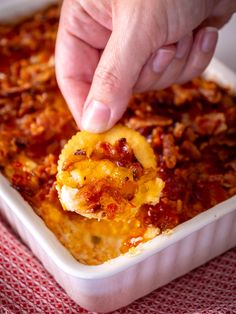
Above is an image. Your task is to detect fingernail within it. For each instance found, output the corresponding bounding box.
[152,47,175,73]
[82,100,111,132]
[201,27,218,53]
[175,34,192,59]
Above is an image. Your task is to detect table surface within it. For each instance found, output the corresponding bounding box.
[1,14,236,314]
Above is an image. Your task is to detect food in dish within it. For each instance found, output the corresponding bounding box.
[0,5,235,265]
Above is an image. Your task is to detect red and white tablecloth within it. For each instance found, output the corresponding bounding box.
[0,213,235,314]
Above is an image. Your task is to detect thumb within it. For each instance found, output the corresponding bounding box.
[81,25,158,132]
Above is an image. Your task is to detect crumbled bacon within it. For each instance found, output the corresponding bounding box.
[121,76,236,230]
[92,138,139,169]
[0,5,235,262]
[194,112,227,135]
[77,178,136,219]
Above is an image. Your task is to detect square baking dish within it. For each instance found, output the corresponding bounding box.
[0,1,236,312]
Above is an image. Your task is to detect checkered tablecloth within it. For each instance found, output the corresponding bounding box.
[0,213,235,314]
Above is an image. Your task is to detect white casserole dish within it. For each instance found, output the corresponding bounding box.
[0,1,236,312]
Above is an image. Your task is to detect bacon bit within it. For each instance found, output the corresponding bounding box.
[130,162,144,180]
[194,113,227,135]
[12,161,22,168]
[61,152,86,170]
[106,203,119,219]
[225,106,236,128]
[127,115,173,129]
[93,141,114,160]
[0,85,31,97]
[121,180,137,200]
[117,137,127,147]
[184,127,198,142]
[194,181,227,208]
[209,135,236,147]
[162,175,186,201]
[152,127,163,148]
[92,138,138,168]
[171,84,198,105]
[226,160,236,171]
[139,201,179,230]
[15,138,27,149]
[74,149,86,156]
[115,138,133,166]
[11,172,35,197]
[76,178,132,217]
[162,134,178,169]
[181,140,201,160]
[173,122,186,139]
[223,172,236,188]
[229,187,236,196]
[176,199,183,214]
[199,81,222,103]
[90,204,102,213]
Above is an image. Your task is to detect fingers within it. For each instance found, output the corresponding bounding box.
[154,33,193,90]
[134,45,176,92]
[79,0,112,30]
[80,5,165,132]
[81,31,145,132]
[61,0,111,49]
[55,0,111,128]
[55,31,98,127]
[176,27,218,85]
[134,27,218,92]
[134,33,193,92]
[56,0,219,134]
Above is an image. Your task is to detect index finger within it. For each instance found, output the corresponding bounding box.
[55,0,110,128]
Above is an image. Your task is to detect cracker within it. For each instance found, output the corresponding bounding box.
[56,125,164,221]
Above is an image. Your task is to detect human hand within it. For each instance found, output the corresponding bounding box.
[56,0,236,132]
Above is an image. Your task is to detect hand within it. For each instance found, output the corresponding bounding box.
[56,0,236,132]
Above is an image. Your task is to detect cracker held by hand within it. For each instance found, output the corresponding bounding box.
[56,125,164,221]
